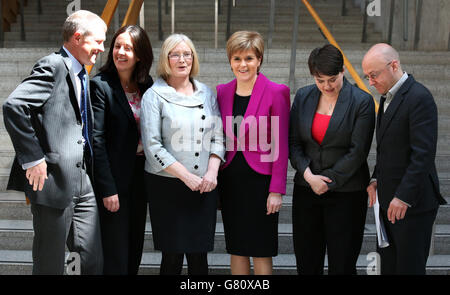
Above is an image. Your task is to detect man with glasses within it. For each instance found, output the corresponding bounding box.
[362,43,446,275]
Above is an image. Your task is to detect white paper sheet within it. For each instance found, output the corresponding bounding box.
[374,191,389,248]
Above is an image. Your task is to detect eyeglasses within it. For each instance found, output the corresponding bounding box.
[168,52,193,60]
[364,61,393,81]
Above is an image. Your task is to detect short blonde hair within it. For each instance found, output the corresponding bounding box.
[157,34,199,80]
[226,31,264,72]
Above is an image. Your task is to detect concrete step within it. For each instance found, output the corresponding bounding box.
[1,48,448,63]
[10,18,374,32]
[2,62,450,86]
[0,40,396,50]
[1,218,449,255]
[3,29,381,44]
[0,250,448,275]
[0,188,449,224]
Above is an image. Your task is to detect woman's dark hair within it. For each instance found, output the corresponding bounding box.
[100,25,153,84]
[307,44,344,77]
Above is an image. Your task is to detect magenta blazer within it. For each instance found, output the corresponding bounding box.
[216,73,290,195]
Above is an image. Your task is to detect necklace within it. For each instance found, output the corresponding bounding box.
[329,103,334,111]
[122,81,135,93]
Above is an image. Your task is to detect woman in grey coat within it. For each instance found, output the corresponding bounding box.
[140,34,225,275]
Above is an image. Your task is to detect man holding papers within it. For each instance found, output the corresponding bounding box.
[362,44,447,275]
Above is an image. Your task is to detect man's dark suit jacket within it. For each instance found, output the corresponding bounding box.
[289,78,375,192]
[373,74,446,213]
[90,71,153,199]
[3,48,92,209]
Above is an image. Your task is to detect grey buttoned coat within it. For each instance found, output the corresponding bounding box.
[141,78,225,178]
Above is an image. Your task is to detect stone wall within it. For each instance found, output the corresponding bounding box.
[352,0,450,51]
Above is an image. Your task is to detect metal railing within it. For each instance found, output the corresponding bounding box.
[293,0,378,111]
[0,0,3,48]
[413,0,423,50]
[156,0,222,48]
[0,0,26,48]
[86,0,143,74]
[372,0,423,49]
[362,0,369,43]
[387,0,395,44]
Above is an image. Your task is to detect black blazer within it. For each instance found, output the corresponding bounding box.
[289,78,375,192]
[373,74,446,213]
[90,71,153,199]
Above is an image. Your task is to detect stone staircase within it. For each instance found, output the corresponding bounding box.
[0,0,449,275]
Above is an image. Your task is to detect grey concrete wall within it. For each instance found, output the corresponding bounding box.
[352,0,450,51]
[418,0,450,51]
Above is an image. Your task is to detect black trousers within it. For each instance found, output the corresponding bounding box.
[377,207,437,275]
[292,185,368,275]
[97,156,148,275]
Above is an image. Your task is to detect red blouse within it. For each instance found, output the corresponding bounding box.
[311,112,331,145]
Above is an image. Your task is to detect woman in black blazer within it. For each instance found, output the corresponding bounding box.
[289,44,375,275]
[90,25,153,275]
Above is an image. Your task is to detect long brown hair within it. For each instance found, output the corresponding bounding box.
[100,25,153,84]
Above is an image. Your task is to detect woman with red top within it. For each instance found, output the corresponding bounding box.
[90,25,153,274]
[289,44,375,274]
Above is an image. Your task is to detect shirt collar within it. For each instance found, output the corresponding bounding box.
[151,77,206,107]
[386,72,408,102]
[62,46,84,76]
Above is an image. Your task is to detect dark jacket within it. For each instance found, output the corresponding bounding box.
[289,78,375,192]
[90,71,153,199]
[373,74,446,212]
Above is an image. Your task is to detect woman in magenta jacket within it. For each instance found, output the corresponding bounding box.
[216,31,290,275]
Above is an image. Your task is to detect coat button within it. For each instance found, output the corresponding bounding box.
[201,115,205,120]
[199,105,204,109]
[77,139,83,144]
[199,128,204,132]
[194,165,198,169]
[195,152,199,157]
[76,162,82,168]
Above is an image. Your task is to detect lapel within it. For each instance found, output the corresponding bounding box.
[376,75,413,143]
[109,74,136,123]
[220,79,237,140]
[85,72,95,124]
[303,86,321,144]
[376,96,383,129]
[321,78,352,145]
[59,48,82,121]
[239,73,267,139]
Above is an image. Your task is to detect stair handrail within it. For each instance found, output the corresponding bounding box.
[299,0,379,112]
[0,0,3,48]
[86,0,144,74]
[122,0,144,26]
[1,0,27,48]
